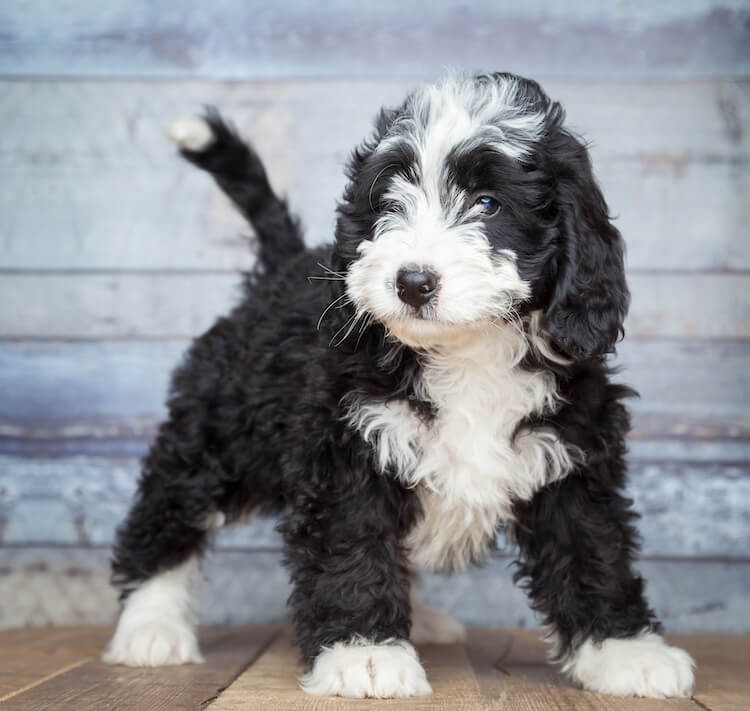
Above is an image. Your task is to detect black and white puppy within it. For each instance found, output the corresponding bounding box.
[103,73,695,699]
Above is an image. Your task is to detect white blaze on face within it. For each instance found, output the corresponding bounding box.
[345,75,545,348]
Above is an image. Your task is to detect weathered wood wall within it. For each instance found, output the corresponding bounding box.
[0,1,748,632]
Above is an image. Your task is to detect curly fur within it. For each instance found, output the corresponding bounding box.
[104,73,693,699]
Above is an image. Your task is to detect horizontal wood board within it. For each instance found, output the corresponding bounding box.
[1,340,746,442]
[3,625,747,711]
[0,79,747,270]
[1,454,748,558]
[0,626,110,700]
[0,625,279,710]
[1,0,748,79]
[1,547,748,634]
[1,272,747,339]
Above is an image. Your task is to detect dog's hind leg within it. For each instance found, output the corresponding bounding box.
[102,432,227,667]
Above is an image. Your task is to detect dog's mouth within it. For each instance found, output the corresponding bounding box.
[378,310,505,350]
[347,284,529,350]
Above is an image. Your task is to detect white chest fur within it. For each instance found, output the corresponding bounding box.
[347,326,576,571]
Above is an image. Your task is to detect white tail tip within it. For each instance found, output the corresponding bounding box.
[167,115,215,152]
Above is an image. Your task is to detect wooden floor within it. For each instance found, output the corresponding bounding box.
[0,626,746,710]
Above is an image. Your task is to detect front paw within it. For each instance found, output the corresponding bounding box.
[102,617,204,667]
[565,632,695,698]
[300,638,432,698]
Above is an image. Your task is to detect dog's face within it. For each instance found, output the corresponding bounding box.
[335,73,629,358]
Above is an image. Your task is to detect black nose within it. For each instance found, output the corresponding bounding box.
[395,267,439,308]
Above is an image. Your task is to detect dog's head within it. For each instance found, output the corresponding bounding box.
[333,73,628,360]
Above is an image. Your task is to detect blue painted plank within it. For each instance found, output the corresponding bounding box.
[1,340,747,442]
[0,79,747,270]
[1,1,748,79]
[2,273,747,339]
[1,547,748,633]
[1,455,748,557]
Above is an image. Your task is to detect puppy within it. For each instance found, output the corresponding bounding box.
[102,73,695,699]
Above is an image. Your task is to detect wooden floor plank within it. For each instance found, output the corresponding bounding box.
[0,625,279,710]
[208,627,483,710]
[677,634,750,711]
[0,627,111,699]
[466,628,705,711]
[1,626,747,709]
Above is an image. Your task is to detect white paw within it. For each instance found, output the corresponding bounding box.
[102,557,203,667]
[102,618,204,666]
[167,115,215,152]
[300,638,432,698]
[565,632,695,698]
[410,596,467,645]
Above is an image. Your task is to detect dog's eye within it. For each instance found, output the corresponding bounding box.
[474,195,501,217]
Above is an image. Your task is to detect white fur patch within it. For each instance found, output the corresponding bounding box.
[102,557,203,667]
[167,115,215,152]
[300,638,432,698]
[564,632,695,698]
[380,74,545,162]
[410,593,467,645]
[348,323,577,571]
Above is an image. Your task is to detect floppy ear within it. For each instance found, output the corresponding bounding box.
[542,128,630,360]
[325,107,404,351]
[333,106,403,265]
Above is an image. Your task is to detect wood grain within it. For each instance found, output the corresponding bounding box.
[3,626,747,711]
[465,628,703,710]
[206,627,482,710]
[0,625,280,710]
[683,634,750,711]
[0,79,747,270]
[1,272,747,339]
[1,0,747,79]
[0,627,110,699]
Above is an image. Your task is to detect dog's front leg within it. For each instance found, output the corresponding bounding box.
[279,473,431,698]
[513,474,695,698]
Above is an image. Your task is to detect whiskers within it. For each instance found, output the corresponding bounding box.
[310,263,375,349]
[307,262,347,283]
[316,292,350,331]
[329,309,373,349]
[488,304,524,337]
[311,262,352,332]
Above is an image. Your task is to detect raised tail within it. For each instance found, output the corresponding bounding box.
[168,108,305,270]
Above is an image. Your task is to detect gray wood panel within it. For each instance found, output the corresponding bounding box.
[1,340,746,442]
[1,455,748,558]
[2,272,747,339]
[1,1,748,79]
[1,547,747,633]
[1,79,747,270]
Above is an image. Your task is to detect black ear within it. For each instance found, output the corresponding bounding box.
[542,127,629,360]
[326,106,405,351]
[333,106,404,264]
